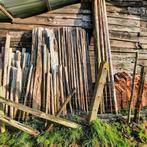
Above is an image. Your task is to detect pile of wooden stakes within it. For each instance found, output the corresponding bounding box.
[92,0,118,113]
[1,27,93,119]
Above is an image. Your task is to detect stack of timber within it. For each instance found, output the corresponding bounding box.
[92,0,118,113]
[31,27,92,114]
[0,27,93,119]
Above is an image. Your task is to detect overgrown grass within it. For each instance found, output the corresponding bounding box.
[0,117,132,147]
[82,119,129,147]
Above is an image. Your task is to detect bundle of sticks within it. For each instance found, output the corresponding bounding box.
[1,27,92,119]
[2,34,31,119]
[93,0,118,113]
[31,27,92,115]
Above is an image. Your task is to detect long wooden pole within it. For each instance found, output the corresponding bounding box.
[134,66,146,123]
[128,52,139,123]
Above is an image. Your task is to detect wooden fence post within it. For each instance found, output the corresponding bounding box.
[88,62,109,122]
[0,86,5,133]
[134,66,146,123]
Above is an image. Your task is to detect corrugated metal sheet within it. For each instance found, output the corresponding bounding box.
[0,0,79,21]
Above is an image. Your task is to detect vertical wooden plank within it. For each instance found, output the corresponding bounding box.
[10,67,17,118]
[3,34,11,88]
[0,53,3,86]
[0,86,5,133]
[32,28,43,110]
[42,44,47,112]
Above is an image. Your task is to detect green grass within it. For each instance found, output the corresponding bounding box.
[0,117,131,147]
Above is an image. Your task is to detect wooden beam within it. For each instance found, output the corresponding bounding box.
[88,62,109,122]
[0,114,40,136]
[0,96,81,129]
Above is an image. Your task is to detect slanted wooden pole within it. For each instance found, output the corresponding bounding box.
[0,95,81,129]
[128,52,139,123]
[47,89,76,130]
[88,62,109,122]
[0,87,5,133]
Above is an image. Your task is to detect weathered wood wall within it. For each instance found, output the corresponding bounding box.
[107,0,147,75]
[1,1,147,83]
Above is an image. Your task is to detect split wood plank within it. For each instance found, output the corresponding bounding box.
[0,114,40,136]
[88,62,109,122]
[32,28,43,110]
[0,96,81,129]
[3,34,11,87]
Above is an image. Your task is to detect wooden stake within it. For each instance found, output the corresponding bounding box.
[134,66,146,123]
[128,52,139,123]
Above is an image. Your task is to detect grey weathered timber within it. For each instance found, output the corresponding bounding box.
[0,96,81,129]
[88,62,109,122]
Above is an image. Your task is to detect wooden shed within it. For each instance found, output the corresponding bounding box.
[0,0,147,120]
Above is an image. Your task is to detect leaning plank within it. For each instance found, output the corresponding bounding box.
[47,89,76,130]
[88,62,109,122]
[0,96,81,129]
[0,114,40,136]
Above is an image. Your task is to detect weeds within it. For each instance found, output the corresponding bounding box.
[0,117,146,146]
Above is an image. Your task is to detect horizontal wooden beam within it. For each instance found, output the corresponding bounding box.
[0,96,81,129]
